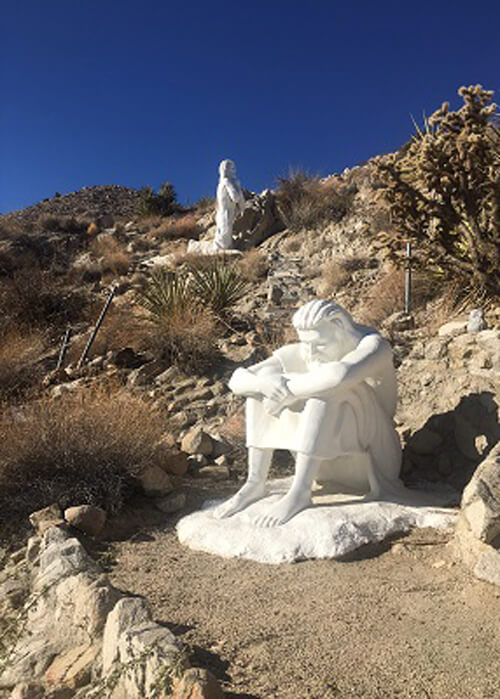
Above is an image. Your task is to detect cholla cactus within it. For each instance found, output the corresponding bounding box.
[376,85,499,296]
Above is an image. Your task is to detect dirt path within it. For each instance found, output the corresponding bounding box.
[109,501,500,699]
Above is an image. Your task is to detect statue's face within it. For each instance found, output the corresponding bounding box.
[220,160,235,178]
[297,320,344,365]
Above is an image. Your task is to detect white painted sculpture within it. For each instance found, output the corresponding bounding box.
[215,300,403,527]
[213,159,245,250]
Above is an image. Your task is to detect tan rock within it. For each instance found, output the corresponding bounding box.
[461,446,500,545]
[155,491,186,514]
[44,644,98,689]
[156,443,189,476]
[102,597,151,672]
[181,427,214,456]
[64,505,106,537]
[196,465,230,481]
[172,668,225,699]
[29,504,64,535]
[137,465,173,497]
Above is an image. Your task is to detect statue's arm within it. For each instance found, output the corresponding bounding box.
[286,334,390,399]
[228,356,285,398]
[224,179,245,208]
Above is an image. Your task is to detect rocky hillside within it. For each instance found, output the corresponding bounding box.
[1,185,142,228]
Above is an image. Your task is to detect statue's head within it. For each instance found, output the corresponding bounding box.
[219,159,237,178]
[292,300,356,364]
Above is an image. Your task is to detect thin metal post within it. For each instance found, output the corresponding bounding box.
[404,242,412,314]
[56,327,72,370]
[77,287,116,369]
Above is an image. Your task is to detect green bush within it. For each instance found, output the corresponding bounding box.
[376,85,499,297]
[136,182,179,217]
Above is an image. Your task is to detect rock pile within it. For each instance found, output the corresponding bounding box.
[0,521,224,698]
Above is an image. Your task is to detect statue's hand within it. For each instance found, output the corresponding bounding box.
[261,374,291,402]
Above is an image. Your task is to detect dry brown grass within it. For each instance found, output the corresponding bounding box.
[0,329,45,399]
[151,304,222,373]
[357,265,440,326]
[276,171,355,232]
[356,265,405,326]
[67,304,153,364]
[144,214,201,241]
[90,234,131,276]
[0,266,89,331]
[38,214,89,235]
[315,259,351,297]
[0,218,27,238]
[237,249,269,282]
[0,386,166,527]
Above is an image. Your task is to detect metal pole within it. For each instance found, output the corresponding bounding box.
[404,241,412,314]
[77,286,116,369]
[56,327,72,370]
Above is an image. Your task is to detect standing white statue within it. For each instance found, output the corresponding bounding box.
[215,300,403,527]
[213,159,245,250]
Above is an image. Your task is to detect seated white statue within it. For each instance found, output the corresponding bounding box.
[215,299,403,527]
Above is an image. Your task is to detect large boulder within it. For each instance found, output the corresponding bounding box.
[233,190,285,249]
[454,445,500,586]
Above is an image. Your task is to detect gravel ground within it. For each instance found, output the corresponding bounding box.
[108,490,500,699]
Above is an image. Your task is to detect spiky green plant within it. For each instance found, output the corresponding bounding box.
[376,84,499,297]
[139,269,192,320]
[189,258,249,314]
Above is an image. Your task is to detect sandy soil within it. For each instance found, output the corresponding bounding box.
[109,489,500,699]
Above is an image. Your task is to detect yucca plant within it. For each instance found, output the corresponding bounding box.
[189,258,249,314]
[139,269,192,321]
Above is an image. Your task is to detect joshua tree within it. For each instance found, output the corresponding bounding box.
[376,85,499,297]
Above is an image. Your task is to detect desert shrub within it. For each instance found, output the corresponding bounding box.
[276,170,354,231]
[38,214,89,235]
[357,266,405,326]
[357,264,439,326]
[66,304,153,364]
[195,196,216,214]
[0,329,45,399]
[0,218,26,238]
[0,387,166,526]
[375,85,499,297]
[90,234,131,276]
[189,259,249,314]
[141,259,248,318]
[136,182,179,217]
[237,249,269,282]
[140,270,193,319]
[87,222,99,237]
[152,304,221,373]
[139,267,231,371]
[0,266,88,331]
[315,259,351,297]
[148,214,201,241]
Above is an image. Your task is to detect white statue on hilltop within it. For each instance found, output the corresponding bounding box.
[215,300,403,527]
[213,159,245,250]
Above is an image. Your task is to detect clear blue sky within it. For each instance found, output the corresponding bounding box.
[1,0,498,213]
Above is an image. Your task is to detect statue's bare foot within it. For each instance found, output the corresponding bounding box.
[252,491,311,528]
[213,481,266,519]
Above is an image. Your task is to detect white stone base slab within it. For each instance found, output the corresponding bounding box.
[177,478,459,564]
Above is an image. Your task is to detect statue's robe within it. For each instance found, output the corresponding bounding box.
[245,343,402,494]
